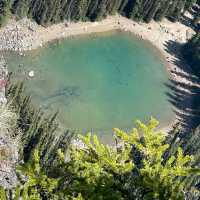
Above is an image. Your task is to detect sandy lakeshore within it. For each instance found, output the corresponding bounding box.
[0,14,198,132]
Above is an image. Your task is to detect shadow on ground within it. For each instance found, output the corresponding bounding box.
[164,40,200,134]
[179,4,200,32]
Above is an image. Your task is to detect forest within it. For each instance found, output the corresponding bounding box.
[0,0,199,26]
[0,0,200,199]
[1,83,200,200]
[183,32,200,74]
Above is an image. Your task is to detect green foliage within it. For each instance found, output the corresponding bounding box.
[114,118,198,199]
[14,0,29,19]
[15,149,59,200]
[0,0,11,27]
[3,0,196,25]
[76,0,90,21]
[55,118,199,200]
[166,123,200,197]
[57,133,133,199]
[0,187,7,200]
[154,0,171,21]
[185,0,197,10]
[1,118,200,199]
[6,82,74,169]
[129,0,144,21]
[182,32,200,74]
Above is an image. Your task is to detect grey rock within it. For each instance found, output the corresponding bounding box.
[0,137,19,189]
[0,57,18,189]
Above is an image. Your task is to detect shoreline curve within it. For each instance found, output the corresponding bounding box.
[0,14,197,133]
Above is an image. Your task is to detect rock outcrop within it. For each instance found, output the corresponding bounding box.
[0,57,8,105]
[0,18,39,52]
[0,57,18,189]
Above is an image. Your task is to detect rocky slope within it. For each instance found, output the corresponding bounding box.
[0,57,18,189]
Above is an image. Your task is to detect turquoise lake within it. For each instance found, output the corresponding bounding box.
[5,31,174,134]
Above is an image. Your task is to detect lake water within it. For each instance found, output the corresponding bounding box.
[5,31,174,135]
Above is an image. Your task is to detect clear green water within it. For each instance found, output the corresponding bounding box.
[5,31,174,133]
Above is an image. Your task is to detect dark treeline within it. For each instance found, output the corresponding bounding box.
[6,81,74,170]
[0,0,198,26]
[183,32,200,74]
[0,0,10,26]
[10,0,199,24]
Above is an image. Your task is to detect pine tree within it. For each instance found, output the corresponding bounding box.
[114,118,200,199]
[129,0,144,21]
[76,0,90,21]
[0,187,7,200]
[182,32,200,73]
[57,118,200,200]
[185,0,197,10]
[13,0,29,19]
[6,82,74,169]
[1,0,194,25]
[1,118,200,199]
[172,0,187,22]
[57,133,133,199]
[118,0,129,14]
[154,0,171,21]
[144,0,161,22]
[0,0,10,26]
[15,149,59,200]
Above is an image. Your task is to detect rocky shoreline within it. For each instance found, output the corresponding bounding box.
[0,57,19,189]
[0,18,39,52]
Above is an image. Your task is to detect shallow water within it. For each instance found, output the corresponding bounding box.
[5,31,174,134]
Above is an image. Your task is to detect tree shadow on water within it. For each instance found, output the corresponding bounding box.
[164,40,200,134]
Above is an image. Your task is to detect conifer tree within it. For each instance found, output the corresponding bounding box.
[1,118,200,199]
[57,133,133,199]
[77,0,90,21]
[130,0,144,21]
[15,150,59,200]
[6,82,74,169]
[12,0,29,19]
[182,32,200,73]
[57,118,200,200]
[0,187,7,200]
[154,0,171,21]
[185,0,197,10]
[144,0,161,22]
[6,0,197,25]
[0,0,10,26]
[114,118,200,199]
